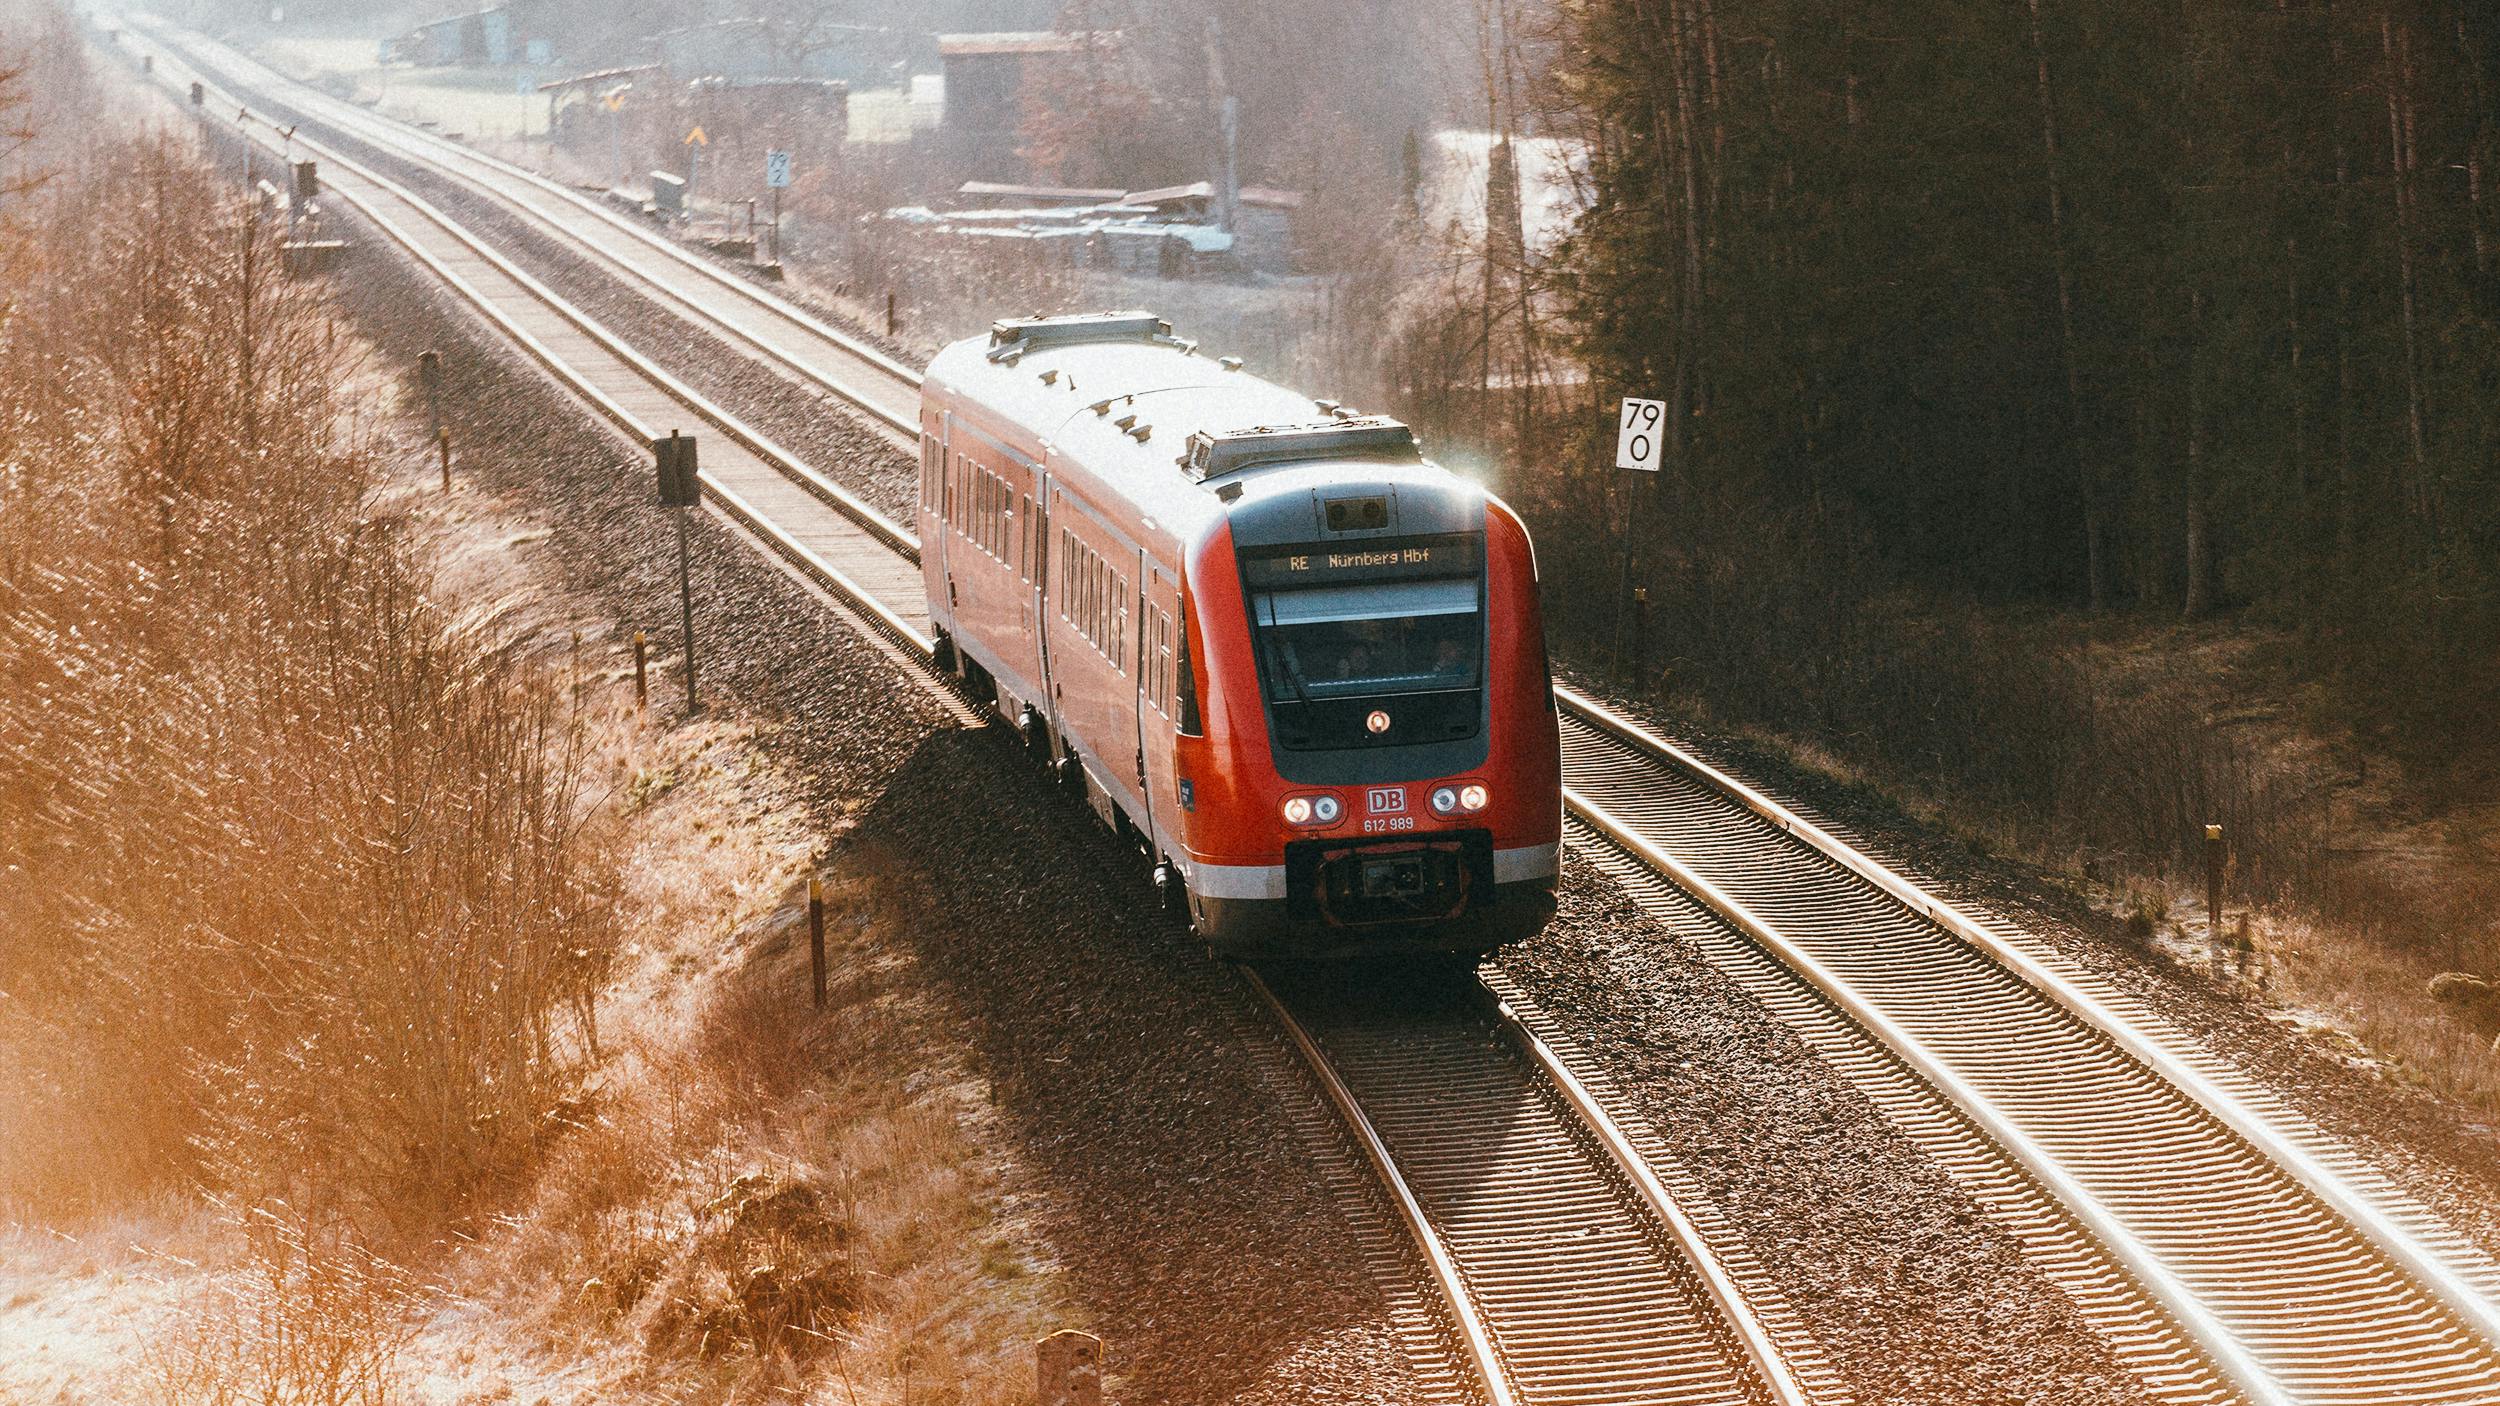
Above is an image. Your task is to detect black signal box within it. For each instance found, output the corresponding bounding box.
[653,432,700,508]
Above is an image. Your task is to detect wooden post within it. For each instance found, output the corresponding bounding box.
[2205,823,2226,937]
[808,876,827,1011]
[418,348,442,433]
[437,427,452,492]
[675,508,698,715]
[632,629,648,708]
[1630,586,1649,682]
[885,291,898,338]
[1035,1330,1102,1406]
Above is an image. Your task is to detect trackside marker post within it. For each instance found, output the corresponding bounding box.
[765,149,791,265]
[1612,396,1665,680]
[2206,823,2226,939]
[654,430,702,715]
[808,876,827,1010]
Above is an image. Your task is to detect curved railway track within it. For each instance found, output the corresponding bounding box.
[107,17,2500,1403]
[101,23,1822,1404]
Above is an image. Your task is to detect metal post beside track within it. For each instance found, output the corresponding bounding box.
[675,508,698,715]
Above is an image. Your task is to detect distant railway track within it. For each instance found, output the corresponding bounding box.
[109,17,2500,1404]
[146,18,925,443]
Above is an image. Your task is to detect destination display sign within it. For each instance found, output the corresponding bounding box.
[1240,534,1480,588]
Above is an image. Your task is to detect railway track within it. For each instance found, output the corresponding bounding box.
[143,19,924,444]
[108,17,2500,1403]
[1248,963,1824,1406]
[101,24,1826,1403]
[1559,691,2500,1406]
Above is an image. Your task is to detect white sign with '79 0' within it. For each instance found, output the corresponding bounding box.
[1615,396,1666,472]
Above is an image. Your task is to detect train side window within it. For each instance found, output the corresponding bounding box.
[1113,574,1127,673]
[1160,610,1172,709]
[1174,606,1203,736]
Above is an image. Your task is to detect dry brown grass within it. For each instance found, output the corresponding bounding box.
[0,129,618,1226]
[0,33,1065,1404]
[455,715,1064,1405]
[140,1205,427,1406]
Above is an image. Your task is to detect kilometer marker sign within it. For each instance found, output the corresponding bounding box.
[1615,397,1666,472]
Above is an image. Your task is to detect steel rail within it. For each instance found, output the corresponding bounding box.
[1487,985,1818,1406]
[1563,782,2287,1406]
[140,17,928,433]
[1240,969,1521,1406]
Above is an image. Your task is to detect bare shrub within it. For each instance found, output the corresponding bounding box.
[141,1204,423,1406]
[0,136,619,1224]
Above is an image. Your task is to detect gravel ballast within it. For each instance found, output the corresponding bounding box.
[1504,863,2162,1406]
[271,89,2229,1401]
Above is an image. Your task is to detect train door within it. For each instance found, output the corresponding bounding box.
[1128,550,1153,842]
[934,414,959,619]
[1030,467,1054,740]
[1138,563,1183,862]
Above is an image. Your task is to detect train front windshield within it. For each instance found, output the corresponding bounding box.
[1243,542,1488,751]
[1255,579,1481,699]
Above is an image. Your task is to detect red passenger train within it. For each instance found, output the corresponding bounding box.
[918,312,1560,957]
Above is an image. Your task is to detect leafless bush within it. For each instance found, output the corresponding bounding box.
[141,1204,423,1406]
[0,136,618,1224]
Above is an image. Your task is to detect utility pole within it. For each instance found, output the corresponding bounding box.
[1203,14,1238,233]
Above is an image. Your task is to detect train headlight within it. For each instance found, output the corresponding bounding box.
[1459,783,1490,813]
[1283,794,1343,827]
[1430,786,1461,816]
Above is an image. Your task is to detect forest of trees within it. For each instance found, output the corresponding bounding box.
[1536,0,2498,751]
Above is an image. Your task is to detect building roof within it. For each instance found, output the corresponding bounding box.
[957,181,1127,205]
[534,63,658,95]
[1125,180,1305,211]
[937,31,1104,58]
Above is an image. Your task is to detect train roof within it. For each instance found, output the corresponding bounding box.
[924,312,1491,556]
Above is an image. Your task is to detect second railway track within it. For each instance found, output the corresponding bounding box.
[110,17,2500,1404]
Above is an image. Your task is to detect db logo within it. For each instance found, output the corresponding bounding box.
[1367,787,1406,815]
